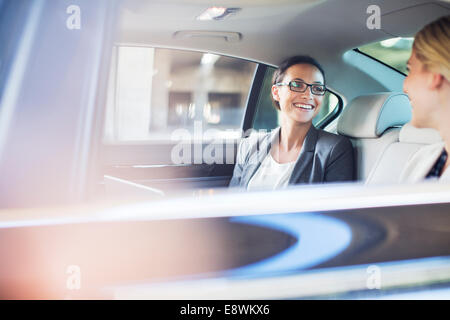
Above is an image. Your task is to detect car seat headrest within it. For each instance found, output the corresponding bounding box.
[337,92,412,138]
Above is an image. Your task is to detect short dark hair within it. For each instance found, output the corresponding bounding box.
[271,55,326,110]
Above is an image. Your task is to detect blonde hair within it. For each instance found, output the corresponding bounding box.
[413,15,450,81]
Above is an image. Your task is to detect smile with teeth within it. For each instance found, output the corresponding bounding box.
[294,103,314,110]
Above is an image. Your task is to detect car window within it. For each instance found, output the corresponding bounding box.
[103,46,257,144]
[358,37,414,75]
[252,67,340,131]
[0,0,29,108]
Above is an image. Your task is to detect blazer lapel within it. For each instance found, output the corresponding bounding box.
[241,127,281,187]
[288,125,318,184]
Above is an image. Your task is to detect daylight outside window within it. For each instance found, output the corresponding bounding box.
[103,46,257,143]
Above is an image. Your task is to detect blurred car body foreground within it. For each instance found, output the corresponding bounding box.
[1,182,450,299]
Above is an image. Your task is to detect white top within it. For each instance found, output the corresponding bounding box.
[400,142,450,183]
[247,152,296,191]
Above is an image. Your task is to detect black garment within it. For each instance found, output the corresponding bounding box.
[426,149,448,179]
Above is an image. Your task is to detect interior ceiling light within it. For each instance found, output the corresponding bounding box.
[196,7,241,21]
[201,53,220,65]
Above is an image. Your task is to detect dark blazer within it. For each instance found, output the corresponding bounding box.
[229,126,354,188]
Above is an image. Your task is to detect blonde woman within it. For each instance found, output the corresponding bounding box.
[401,15,450,182]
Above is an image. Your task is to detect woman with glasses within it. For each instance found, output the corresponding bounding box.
[229,55,354,190]
[400,15,450,182]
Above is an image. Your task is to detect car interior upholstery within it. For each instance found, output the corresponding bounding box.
[337,93,412,181]
[367,123,443,184]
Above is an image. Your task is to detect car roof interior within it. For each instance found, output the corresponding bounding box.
[116,0,450,100]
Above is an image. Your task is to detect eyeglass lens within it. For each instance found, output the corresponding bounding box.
[290,80,325,95]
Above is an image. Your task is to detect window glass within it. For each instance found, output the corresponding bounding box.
[252,67,340,130]
[358,37,414,74]
[103,46,257,143]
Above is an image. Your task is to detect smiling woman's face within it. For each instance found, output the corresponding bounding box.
[272,63,325,125]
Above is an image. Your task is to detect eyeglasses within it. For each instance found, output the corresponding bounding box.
[275,80,327,96]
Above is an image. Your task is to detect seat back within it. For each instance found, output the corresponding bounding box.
[337,92,412,181]
[366,123,442,184]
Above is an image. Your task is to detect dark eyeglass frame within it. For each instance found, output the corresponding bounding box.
[275,80,327,96]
